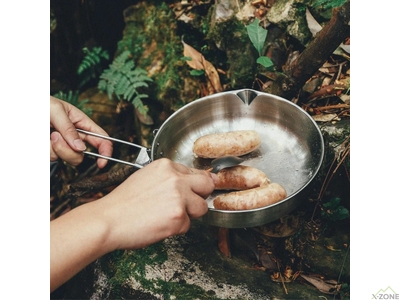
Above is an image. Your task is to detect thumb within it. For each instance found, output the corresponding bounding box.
[50,113,86,152]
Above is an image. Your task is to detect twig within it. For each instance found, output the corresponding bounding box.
[332,141,350,174]
[276,260,288,294]
[333,244,350,300]
[68,164,136,198]
[51,165,137,220]
[311,135,350,221]
[318,135,350,200]
[317,104,349,111]
[267,1,350,98]
[50,197,74,220]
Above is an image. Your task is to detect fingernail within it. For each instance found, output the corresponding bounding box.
[50,131,59,142]
[73,139,86,151]
[210,172,219,182]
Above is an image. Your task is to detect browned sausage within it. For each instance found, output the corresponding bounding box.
[213,183,287,211]
[193,130,261,158]
[214,165,270,190]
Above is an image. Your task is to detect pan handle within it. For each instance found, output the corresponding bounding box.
[76,129,151,168]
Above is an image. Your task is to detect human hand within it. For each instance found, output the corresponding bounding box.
[50,96,113,168]
[50,158,216,292]
[98,158,217,251]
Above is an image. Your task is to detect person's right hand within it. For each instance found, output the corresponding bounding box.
[99,158,217,251]
[50,158,216,292]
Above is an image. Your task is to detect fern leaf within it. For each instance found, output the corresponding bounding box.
[77,46,109,89]
[135,93,149,100]
[115,75,130,96]
[132,81,149,89]
[98,50,151,114]
[123,84,137,101]
[132,95,148,116]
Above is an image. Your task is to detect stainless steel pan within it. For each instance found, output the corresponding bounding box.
[81,89,324,229]
[151,89,324,228]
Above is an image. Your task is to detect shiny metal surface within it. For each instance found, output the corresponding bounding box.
[151,89,324,228]
[76,129,150,168]
[210,156,245,173]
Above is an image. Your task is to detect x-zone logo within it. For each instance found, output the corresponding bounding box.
[372,287,399,299]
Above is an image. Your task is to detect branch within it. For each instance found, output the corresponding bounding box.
[266,1,350,99]
[51,165,137,220]
[68,165,137,198]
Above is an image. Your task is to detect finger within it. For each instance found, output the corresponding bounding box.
[51,131,84,166]
[186,169,216,197]
[162,161,216,197]
[50,140,59,162]
[50,97,87,152]
[77,132,113,169]
[77,125,111,150]
[190,167,219,182]
[185,193,209,219]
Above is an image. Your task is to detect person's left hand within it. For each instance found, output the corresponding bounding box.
[50,96,113,168]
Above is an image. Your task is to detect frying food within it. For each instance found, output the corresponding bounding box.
[193,130,261,159]
[214,165,270,190]
[213,182,287,211]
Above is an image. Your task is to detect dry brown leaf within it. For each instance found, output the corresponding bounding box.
[270,272,291,283]
[312,113,340,122]
[182,39,204,70]
[182,38,223,93]
[300,274,341,294]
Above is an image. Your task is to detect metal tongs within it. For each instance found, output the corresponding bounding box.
[76,129,151,169]
[77,129,245,172]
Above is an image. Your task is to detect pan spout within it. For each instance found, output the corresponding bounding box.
[235,89,259,105]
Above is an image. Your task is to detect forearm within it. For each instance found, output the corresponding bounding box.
[49,159,215,292]
[50,200,114,292]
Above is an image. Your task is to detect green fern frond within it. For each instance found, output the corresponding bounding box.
[132,94,149,116]
[53,90,92,116]
[77,46,109,88]
[98,50,153,116]
[132,81,150,89]
[123,84,137,101]
[313,0,347,9]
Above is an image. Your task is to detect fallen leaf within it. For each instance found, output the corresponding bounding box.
[182,37,223,93]
[283,266,294,280]
[270,272,291,283]
[306,8,322,37]
[312,113,341,122]
[325,245,342,252]
[135,107,154,125]
[252,215,302,238]
[300,274,341,294]
[258,249,278,271]
[339,44,350,54]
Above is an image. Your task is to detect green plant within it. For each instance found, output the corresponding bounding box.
[313,0,347,10]
[77,46,109,88]
[53,90,92,116]
[98,50,153,116]
[321,197,349,221]
[246,18,274,70]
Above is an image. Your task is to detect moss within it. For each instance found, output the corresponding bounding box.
[267,0,313,46]
[117,2,202,117]
[101,242,231,300]
[208,18,257,88]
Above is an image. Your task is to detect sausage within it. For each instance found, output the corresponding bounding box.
[193,130,261,158]
[214,165,270,190]
[213,183,287,211]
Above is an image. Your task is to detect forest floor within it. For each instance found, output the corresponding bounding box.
[50,1,350,299]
